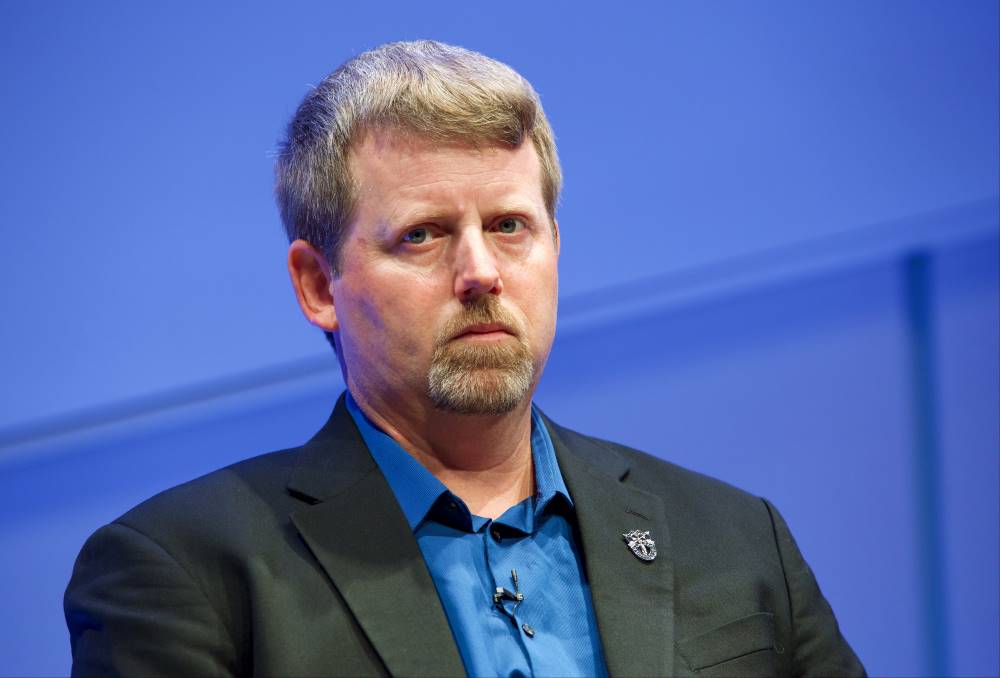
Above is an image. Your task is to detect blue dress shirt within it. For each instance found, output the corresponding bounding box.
[346,393,607,678]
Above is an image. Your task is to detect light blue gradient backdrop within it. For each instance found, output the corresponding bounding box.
[1,2,996,676]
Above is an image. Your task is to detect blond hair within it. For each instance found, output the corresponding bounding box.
[274,40,562,272]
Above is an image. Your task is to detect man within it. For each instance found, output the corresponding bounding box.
[65,40,865,676]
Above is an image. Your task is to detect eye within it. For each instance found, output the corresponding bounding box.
[494,217,525,234]
[402,227,430,244]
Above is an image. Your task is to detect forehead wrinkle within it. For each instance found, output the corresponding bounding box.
[370,175,543,229]
[474,177,544,211]
[386,181,466,226]
[352,135,546,230]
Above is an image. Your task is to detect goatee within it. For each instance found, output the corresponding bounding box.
[427,297,534,415]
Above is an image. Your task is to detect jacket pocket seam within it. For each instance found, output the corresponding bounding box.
[678,611,775,671]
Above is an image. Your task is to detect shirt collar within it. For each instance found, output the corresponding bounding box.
[345,391,572,531]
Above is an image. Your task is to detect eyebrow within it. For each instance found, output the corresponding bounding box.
[375,212,448,242]
[487,201,542,219]
[387,200,542,230]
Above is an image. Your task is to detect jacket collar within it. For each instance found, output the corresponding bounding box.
[287,394,466,677]
[287,396,675,677]
[286,393,376,503]
[541,414,676,678]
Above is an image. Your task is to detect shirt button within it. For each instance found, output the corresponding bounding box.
[448,501,458,511]
[522,623,535,638]
[491,528,502,542]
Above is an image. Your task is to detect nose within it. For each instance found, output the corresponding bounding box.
[453,228,502,301]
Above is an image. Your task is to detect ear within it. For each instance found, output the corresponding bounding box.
[552,218,561,256]
[287,239,339,333]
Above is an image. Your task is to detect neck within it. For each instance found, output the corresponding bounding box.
[349,385,535,519]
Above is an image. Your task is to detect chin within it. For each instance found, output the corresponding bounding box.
[427,367,533,416]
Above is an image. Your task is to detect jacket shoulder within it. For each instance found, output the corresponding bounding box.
[546,417,784,564]
[548,419,766,511]
[110,446,304,554]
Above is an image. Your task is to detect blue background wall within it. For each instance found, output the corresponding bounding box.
[1,2,997,675]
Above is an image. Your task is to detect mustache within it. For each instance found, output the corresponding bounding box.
[437,296,522,344]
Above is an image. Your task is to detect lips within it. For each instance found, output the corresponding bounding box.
[451,322,514,340]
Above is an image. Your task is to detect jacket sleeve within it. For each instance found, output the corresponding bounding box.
[64,521,238,677]
[763,499,867,677]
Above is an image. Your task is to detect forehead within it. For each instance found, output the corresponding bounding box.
[347,130,545,219]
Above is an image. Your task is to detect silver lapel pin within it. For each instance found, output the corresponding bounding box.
[622,529,657,561]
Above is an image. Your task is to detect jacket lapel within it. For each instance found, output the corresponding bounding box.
[545,418,676,678]
[287,397,466,677]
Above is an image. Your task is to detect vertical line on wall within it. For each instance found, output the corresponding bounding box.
[903,251,950,677]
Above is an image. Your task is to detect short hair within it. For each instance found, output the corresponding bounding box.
[274,39,562,274]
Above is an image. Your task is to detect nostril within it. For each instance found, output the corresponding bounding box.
[456,268,502,299]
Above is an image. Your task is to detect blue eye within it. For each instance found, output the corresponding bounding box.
[496,218,524,234]
[403,228,428,244]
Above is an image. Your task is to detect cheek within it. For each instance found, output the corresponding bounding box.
[531,249,560,300]
[515,263,559,335]
[347,278,440,356]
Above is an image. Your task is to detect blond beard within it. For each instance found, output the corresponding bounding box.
[427,298,534,415]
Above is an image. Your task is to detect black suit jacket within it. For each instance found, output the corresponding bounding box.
[65,396,865,676]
